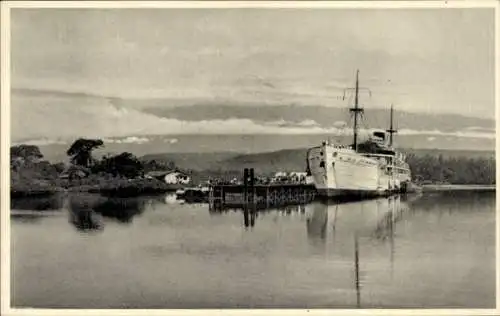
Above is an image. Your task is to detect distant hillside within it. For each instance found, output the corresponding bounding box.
[143,147,495,175]
[401,148,495,159]
[140,152,239,171]
[222,149,309,175]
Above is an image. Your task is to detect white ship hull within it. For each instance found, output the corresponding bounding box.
[307,143,405,199]
[305,71,412,199]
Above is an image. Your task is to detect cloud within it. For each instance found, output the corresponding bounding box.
[11,90,495,143]
[11,138,68,146]
[11,10,495,118]
[263,119,320,128]
[103,136,151,144]
[296,119,320,127]
[398,128,495,139]
[464,126,496,133]
[164,138,179,144]
[333,121,348,128]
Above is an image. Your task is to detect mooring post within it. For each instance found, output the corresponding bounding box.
[221,186,225,206]
[249,168,255,204]
[249,168,256,227]
[243,168,249,205]
[266,186,269,209]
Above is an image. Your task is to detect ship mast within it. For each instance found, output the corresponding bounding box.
[349,70,364,151]
[386,104,397,147]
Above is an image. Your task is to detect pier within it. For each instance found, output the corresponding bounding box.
[208,168,316,210]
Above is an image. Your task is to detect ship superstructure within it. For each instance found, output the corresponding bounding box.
[306,71,411,198]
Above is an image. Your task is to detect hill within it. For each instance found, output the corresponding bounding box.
[143,147,495,175]
[140,152,239,171]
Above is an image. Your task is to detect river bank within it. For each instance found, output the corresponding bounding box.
[421,184,496,192]
[11,177,171,198]
[11,180,496,200]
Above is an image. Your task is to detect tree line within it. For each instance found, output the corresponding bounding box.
[406,153,495,185]
[10,139,496,185]
[11,138,180,182]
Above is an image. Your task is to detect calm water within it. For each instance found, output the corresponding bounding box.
[11,191,496,309]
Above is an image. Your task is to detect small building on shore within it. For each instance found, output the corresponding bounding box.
[59,165,90,180]
[146,170,191,185]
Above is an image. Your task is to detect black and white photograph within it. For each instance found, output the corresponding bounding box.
[1,0,498,313]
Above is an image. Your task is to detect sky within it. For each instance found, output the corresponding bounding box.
[11,7,495,119]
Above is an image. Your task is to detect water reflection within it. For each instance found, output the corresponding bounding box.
[69,207,104,231]
[220,194,418,236]
[92,198,146,223]
[277,204,307,215]
[306,203,328,243]
[11,191,496,308]
[309,195,412,239]
[305,195,416,306]
[68,195,104,231]
[11,194,64,211]
[164,193,178,204]
[372,197,404,241]
[243,207,257,228]
[408,191,493,213]
[11,194,65,223]
[66,194,149,231]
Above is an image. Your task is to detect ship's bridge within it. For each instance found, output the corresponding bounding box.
[369,129,390,147]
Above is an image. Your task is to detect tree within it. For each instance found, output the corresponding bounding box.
[93,152,144,178]
[66,138,104,167]
[166,161,176,170]
[52,162,66,174]
[11,145,43,161]
[141,159,176,173]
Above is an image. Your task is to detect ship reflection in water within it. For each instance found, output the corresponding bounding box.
[306,195,412,242]
[304,195,413,295]
[11,191,495,308]
[230,194,413,243]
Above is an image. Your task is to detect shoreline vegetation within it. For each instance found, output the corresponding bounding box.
[11,138,496,199]
[420,184,495,192]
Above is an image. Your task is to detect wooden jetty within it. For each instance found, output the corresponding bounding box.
[193,168,424,207]
[209,168,316,210]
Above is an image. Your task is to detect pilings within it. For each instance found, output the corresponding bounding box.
[209,168,316,210]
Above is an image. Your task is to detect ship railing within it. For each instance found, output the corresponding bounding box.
[330,144,351,149]
[387,165,410,171]
[360,153,397,159]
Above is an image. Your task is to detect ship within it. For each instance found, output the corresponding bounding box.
[306,70,412,199]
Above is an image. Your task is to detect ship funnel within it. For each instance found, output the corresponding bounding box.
[370,129,390,147]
